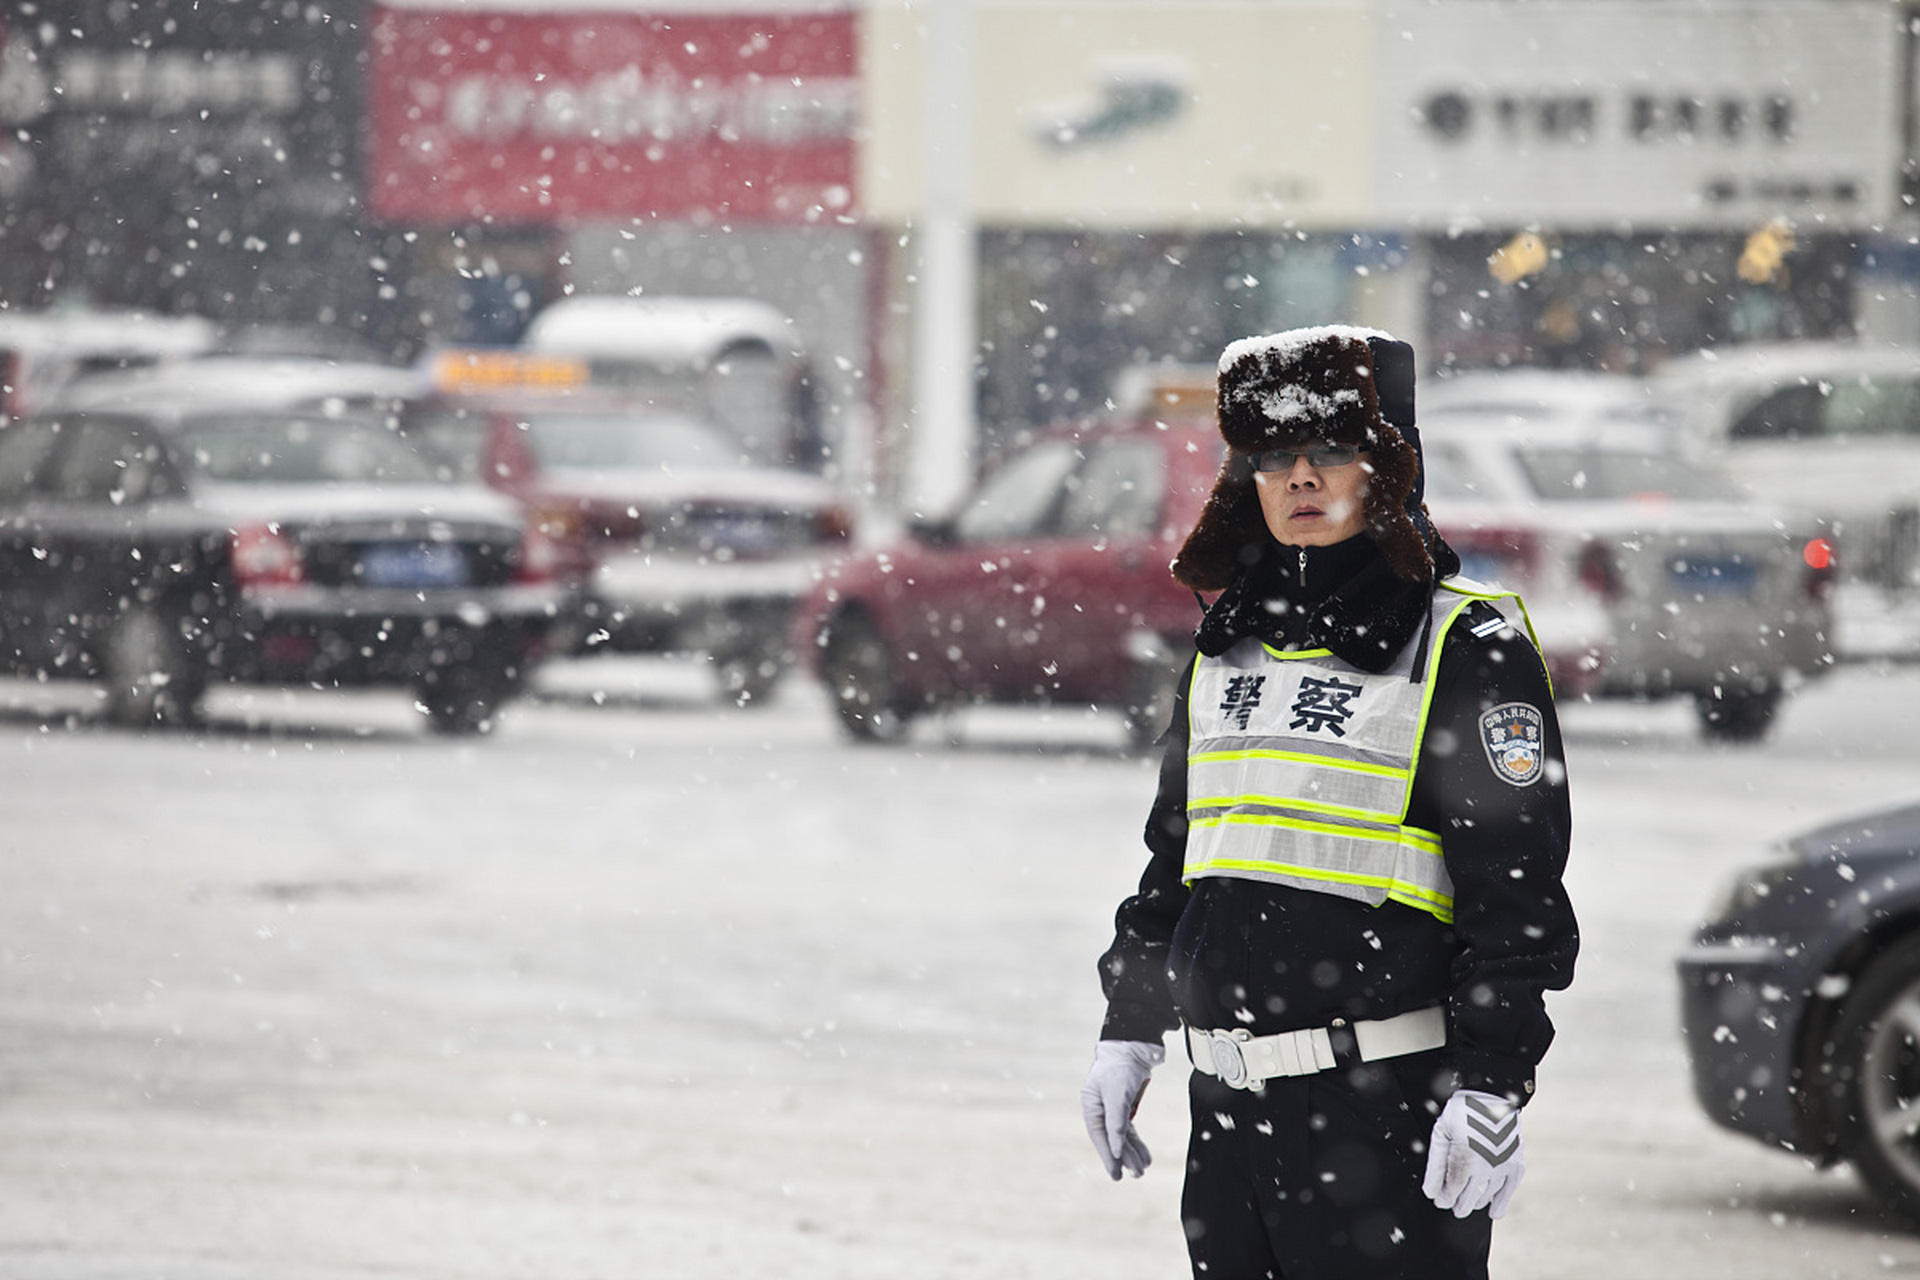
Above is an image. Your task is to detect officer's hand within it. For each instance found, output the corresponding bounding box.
[1080,1040,1165,1180]
[1422,1089,1526,1218]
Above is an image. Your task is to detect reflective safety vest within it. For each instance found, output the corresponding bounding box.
[1182,578,1535,924]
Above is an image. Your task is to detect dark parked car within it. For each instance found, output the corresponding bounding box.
[0,405,562,733]
[792,414,1220,746]
[1678,800,1920,1219]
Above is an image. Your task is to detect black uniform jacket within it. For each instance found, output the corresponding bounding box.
[1099,535,1579,1103]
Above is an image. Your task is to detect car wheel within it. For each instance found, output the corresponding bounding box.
[1123,643,1189,751]
[821,611,911,743]
[1833,935,1920,1221]
[414,647,517,736]
[103,605,204,729]
[1697,682,1781,742]
[417,676,509,735]
[713,642,787,708]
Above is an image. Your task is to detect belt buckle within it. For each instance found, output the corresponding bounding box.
[1207,1028,1255,1088]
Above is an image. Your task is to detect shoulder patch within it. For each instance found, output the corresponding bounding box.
[1480,702,1545,787]
[1468,613,1513,640]
[1458,600,1515,642]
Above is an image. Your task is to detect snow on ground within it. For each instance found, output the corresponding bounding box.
[3,657,1920,1277]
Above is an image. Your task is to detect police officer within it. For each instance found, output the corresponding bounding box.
[1081,327,1578,1280]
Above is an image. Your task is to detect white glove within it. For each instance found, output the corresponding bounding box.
[1080,1040,1165,1180]
[1422,1089,1526,1219]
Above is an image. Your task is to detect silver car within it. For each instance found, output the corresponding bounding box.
[1653,341,1920,589]
[1418,375,1835,740]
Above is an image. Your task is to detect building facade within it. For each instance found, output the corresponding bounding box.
[862,0,1912,462]
[1,0,1913,507]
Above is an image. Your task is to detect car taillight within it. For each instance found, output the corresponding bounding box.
[513,525,562,585]
[485,417,540,491]
[1575,540,1624,601]
[581,502,646,542]
[534,498,646,544]
[230,522,304,589]
[816,503,855,542]
[1802,537,1837,602]
[519,501,599,582]
[528,501,584,543]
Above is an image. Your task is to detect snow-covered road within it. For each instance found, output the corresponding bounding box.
[4,659,1920,1278]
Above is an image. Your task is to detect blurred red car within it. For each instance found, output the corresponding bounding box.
[793,413,1221,745]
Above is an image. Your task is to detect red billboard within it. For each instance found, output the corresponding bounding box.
[367,5,859,225]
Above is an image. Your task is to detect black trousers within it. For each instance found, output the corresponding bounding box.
[1180,1050,1493,1280]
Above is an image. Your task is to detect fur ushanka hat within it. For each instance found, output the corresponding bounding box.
[1169,325,1438,592]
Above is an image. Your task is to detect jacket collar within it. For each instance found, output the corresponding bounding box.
[1194,535,1434,673]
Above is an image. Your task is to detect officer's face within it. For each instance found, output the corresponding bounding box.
[1252,447,1373,547]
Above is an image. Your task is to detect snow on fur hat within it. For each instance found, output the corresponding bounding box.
[1169,325,1435,591]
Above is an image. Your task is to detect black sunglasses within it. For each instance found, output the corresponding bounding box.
[1248,444,1367,472]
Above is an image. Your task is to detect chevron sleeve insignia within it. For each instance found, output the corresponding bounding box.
[1464,1096,1521,1165]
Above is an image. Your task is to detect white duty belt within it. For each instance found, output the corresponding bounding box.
[1185,1005,1446,1090]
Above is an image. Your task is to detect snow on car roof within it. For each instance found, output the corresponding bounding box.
[1654,339,1920,389]
[0,308,218,357]
[522,296,800,366]
[1421,370,1684,436]
[50,356,426,414]
[1424,408,1678,457]
[1424,368,1658,409]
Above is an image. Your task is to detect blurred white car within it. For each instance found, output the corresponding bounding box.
[1652,341,1920,588]
[48,354,424,416]
[398,352,852,704]
[1418,380,1835,740]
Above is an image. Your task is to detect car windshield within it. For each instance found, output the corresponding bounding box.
[524,410,748,471]
[1516,445,1743,502]
[953,440,1080,542]
[1419,444,1483,501]
[179,412,444,485]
